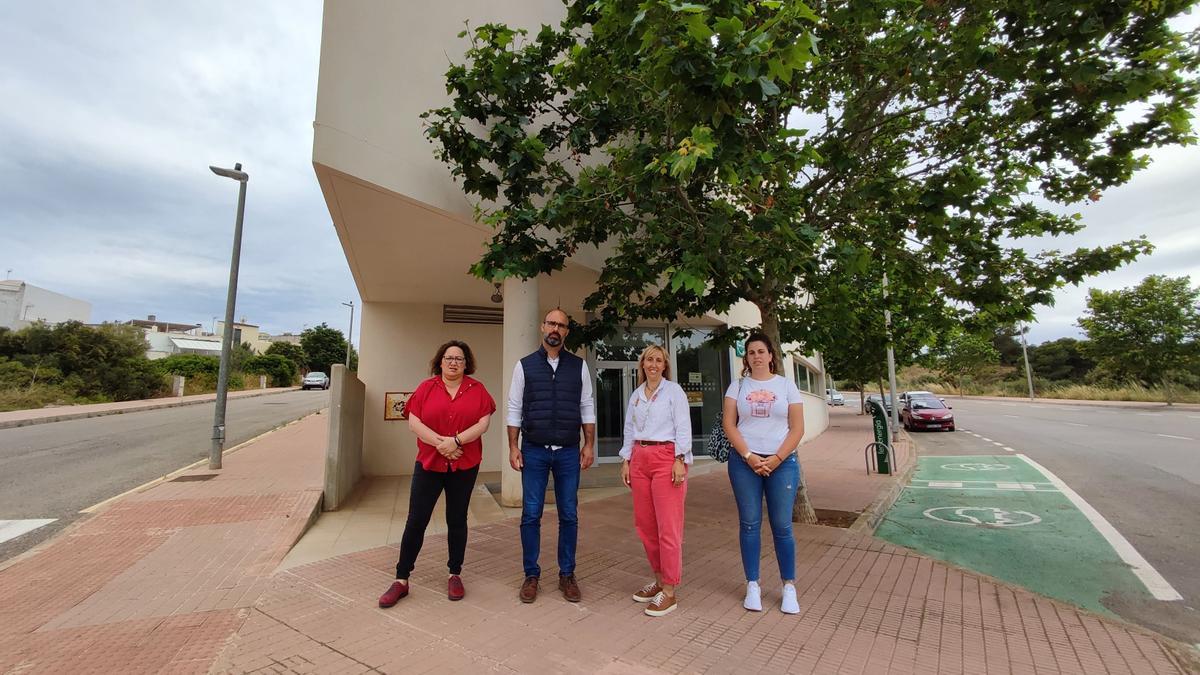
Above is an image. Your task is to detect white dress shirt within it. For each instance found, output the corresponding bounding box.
[506,355,597,428]
[619,379,694,464]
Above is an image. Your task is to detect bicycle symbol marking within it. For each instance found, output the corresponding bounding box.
[923,507,1042,528]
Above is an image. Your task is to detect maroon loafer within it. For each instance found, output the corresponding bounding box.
[378,580,409,608]
[448,575,465,601]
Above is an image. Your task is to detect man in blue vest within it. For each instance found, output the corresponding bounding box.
[508,308,596,603]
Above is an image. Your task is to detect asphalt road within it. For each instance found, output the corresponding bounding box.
[904,396,1200,644]
[0,390,328,564]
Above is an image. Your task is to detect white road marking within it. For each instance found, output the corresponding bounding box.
[914,478,1053,485]
[0,519,56,546]
[1156,434,1195,441]
[1017,454,1183,602]
[1003,414,1021,418]
[981,437,993,442]
[1137,413,1164,417]
[928,481,963,488]
[1064,422,1088,427]
[992,442,1005,447]
[908,485,1059,492]
[1002,447,1016,452]
[995,482,1040,491]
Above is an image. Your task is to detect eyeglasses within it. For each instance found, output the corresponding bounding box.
[543,320,569,330]
[442,356,466,363]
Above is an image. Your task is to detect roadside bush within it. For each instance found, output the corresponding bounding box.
[243,354,297,387]
[0,382,78,412]
[153,354,221,378]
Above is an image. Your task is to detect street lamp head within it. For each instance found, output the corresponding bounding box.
[341,301,354,308]
[210,163,248,182]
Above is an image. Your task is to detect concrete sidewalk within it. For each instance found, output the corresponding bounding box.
[0,408,1193,673]
[0,386,300,429]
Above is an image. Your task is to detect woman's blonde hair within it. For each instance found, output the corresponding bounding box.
[637,344,671,385]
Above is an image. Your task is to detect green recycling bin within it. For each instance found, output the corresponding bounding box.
[865,398,892,474]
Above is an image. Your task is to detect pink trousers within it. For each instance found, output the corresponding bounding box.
[630,442,687,585]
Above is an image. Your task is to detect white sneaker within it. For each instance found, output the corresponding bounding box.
[743,581,762,612]
[781,583,799,614]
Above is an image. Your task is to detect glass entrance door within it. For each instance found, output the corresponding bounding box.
[595,361,638,461]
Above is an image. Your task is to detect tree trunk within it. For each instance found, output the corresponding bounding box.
[754,300,819,525]
[860,389,866,415]
[1164,372,1174,406]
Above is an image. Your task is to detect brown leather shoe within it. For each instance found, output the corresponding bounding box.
[519,575,539,603]
[559,574,581,603]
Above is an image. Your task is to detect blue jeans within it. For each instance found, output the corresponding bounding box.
[520,442,580,578]
[728,452,800,582]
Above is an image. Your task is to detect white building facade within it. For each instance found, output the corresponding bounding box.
[312,1,828,503]
[0,280,91,330]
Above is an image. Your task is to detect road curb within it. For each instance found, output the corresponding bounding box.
[849,431,917,534]
[0,387,300,430]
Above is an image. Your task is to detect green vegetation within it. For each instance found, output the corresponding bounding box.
[0,322,357,412]
[877,276,1200,404]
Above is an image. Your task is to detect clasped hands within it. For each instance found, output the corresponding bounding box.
[433,435,463,461]
[745,452,780,477]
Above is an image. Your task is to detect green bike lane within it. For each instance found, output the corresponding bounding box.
[875,454,1174,621]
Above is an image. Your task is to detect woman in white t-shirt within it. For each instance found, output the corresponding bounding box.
[722,332,805,614]
[619,344,692,617]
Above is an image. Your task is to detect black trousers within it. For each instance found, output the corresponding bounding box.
[395,462,479,579]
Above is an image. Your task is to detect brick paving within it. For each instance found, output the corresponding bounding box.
[212,412,1191,674]
[1,407,1195,674]
[0,414,324,674]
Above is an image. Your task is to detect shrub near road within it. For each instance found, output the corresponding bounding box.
[0,321,166,411]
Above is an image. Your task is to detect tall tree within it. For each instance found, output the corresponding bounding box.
[1079,275,1200,403]
[423,0,1198,520]
[300,323,358,375]
[1029,337,1095,382]
[934,330,1001,395]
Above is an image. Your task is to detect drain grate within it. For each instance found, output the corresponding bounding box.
[171,474,217,482]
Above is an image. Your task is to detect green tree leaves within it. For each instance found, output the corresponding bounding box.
[1079,275,1200,401]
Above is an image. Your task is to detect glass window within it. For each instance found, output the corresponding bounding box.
[592,327,667,361]
[672,328,731,454]
[794,362,815,393]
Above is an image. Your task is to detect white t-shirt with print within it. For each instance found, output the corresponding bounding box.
[724,375,803,455]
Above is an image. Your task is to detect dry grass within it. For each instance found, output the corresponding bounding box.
[909,379,1200,404]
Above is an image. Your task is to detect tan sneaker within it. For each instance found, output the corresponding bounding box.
[632,582,661,603]
[645,591,677,617]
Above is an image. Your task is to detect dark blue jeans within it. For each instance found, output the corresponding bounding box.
[727,452,800,582]
[520,441,580,578]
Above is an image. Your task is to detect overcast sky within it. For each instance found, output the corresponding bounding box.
[1,3,1196,346]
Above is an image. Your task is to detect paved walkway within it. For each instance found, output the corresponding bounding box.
[0,408,1194,673]
[0,387,298,429]
[0,414,325,674]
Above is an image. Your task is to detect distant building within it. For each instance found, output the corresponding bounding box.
[215,319,273,355]
[126,315,220,359]
[0,280,92,330]
[263,332,303,346]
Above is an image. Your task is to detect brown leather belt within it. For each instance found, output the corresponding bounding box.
[635,440,673,446]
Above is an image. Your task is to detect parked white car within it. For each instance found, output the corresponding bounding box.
[302,372,330,390]
[826,388,845,406]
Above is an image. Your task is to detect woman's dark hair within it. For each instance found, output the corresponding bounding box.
[430,340,477,376]
[740,331,779,376]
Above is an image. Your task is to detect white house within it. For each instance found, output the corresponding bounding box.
[0,280,91,330]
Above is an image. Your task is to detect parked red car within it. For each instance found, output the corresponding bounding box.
[901,396,955,431]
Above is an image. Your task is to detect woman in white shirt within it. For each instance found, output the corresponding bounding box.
[619,344,693,617]
[722,332,805,615]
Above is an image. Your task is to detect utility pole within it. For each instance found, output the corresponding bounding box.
[341,301,355,367]
[883,273,900,441]
[208,162,249,470]
[1020,324,1035,401]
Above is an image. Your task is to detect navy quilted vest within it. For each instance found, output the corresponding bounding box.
[520,347,584,446]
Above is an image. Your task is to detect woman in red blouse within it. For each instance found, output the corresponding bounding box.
[379,340,496,607]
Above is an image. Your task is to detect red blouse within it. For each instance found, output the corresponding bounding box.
[406,375,496,472]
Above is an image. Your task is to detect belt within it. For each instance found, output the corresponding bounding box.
[635,440,673,446]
